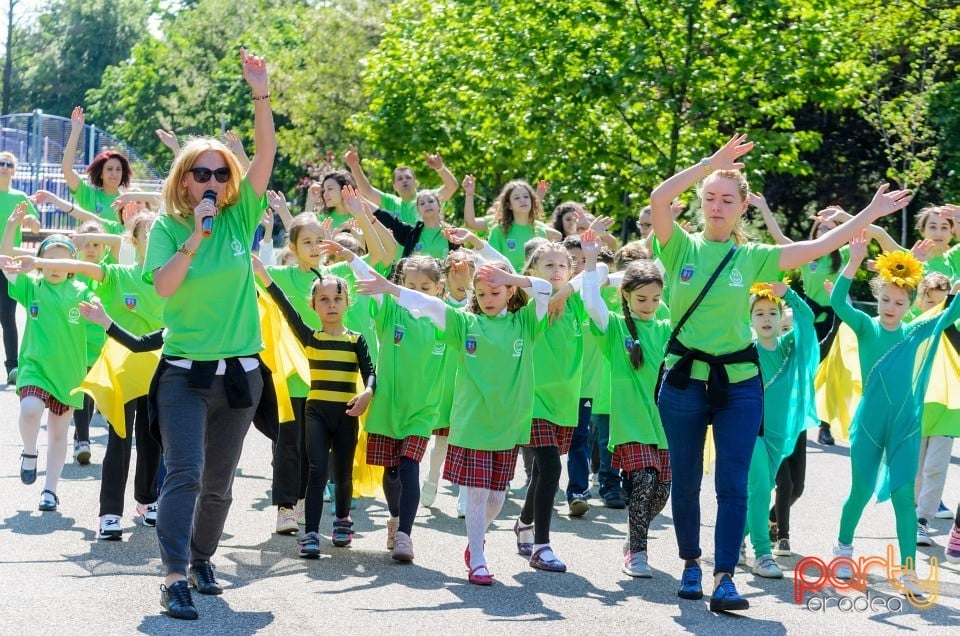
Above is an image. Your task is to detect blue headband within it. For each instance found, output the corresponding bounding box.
[37,235,77,258]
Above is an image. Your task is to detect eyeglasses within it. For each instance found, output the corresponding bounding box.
[0,161,15,168]
[188,167,231,184]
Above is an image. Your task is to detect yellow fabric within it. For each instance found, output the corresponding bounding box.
[72,340,160,438]
[815,323,862,441]
[921,304,960,436]
[258,291,311,424]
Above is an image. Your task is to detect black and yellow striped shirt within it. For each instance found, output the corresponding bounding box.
[267,283,376,403]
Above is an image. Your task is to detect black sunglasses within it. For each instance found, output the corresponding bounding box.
[0,160,15,168]
[188,167,231,184]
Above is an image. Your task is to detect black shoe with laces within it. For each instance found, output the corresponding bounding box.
[188,560,223,595]
[818,426,835,446]
[161,580,198,620]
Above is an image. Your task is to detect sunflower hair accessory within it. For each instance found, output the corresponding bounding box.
[749,281,782,304]
[874,250,923,289]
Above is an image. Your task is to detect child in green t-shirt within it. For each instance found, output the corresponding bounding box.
[1,206,90,513]
[581,231,672,579]
[356,260,551,586]
[487,180,551,273]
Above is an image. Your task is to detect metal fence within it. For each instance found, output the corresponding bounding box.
[0,111,162,230]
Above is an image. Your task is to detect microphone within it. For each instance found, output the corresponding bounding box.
[201,189,216,237]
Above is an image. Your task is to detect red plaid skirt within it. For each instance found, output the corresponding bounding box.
[432,427,450,437]
[19,385,71,416]
[444,444,519,491]
[612,443,672,482]
[366,434,430,467]
[526,418,574,455]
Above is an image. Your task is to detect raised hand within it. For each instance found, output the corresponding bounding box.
[848,230,868,263]
[155,129,179,152]
[240,48,269,95]
[670,198,687,218]
[341,185,364,216]
[343,145,361,170]
[746,192,770,213]
[319,239,356,262]
[475,263,515,287]
[462,174,475,197]
[355,266,396,296]
[443,227,480,248]
[867,184,912,218]
[224,130,245,155]
[266,190,288,213]
[319,217,333,239]
[911,238,935,263]
[580,229,602,260]
[769,281,788,298]
[708,133,753,171]
[30,190,54,206]
[423,151,444,171]
[814,205,851,225]
[78,298,113,328]
[70,106,85,133]
[536,180,549,201]
[823,279,834,295]
[588,215,615,235]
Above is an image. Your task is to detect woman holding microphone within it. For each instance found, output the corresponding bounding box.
[142,48,275,621]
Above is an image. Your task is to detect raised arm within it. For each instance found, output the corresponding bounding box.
[224,130,252,172]
[443,227,515,272]
[240,49,276,197]
[61,107,85,192]
[475,263,552,320]
[356,265,448,329]
[343,145,383,207]
[11,256,104,282]
[266,190,294,230]
[461,175,488,233]
[749,192,792,245]
[579,229,609,331]
[829,231,870,332]
[251,255,313,344]
[650,134,754,248]
[779,190,911,271]
[343,185,391,266]
[424,151,459,203]
[156,129,181,157]
[80,299,164,351]
[31,190,99,225]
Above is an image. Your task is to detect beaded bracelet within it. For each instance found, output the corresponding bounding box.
[252,93,271,102]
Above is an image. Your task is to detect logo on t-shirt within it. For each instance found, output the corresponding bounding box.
[415,242,423,252]
[573,320,582,337]
[507,239,517,250]
[432,341,446,356]
[624,337,635,353]
[68,307,81,324]
[29,301,38,318]
[393,326,404,345]
[95,203,103,214]
[512,339,524,358]
[231,237,244,256]
[728,268,744,287]
[809,262,818,272]
[680,264,695,283]
[465,335,478,356]
[124,294,138,310]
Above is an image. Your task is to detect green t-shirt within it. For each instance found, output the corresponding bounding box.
[0,189,39,247]
[925,249,955,279]
[365,294,445,439]
[71,180,120,225]
[10,272,90,408]
[591,285,623,414]
[77,274,106,366]
[656,221,782,383]
[487,222,549,273]
[317,210,353,232]
[444,302,544,450]
[800,245,849,312]
[265,265,322,399]
[579,311,603,399]
[96,263,164,335]
[593,314,671,450]
[143,179,264,360]
[943,244,960,279]
[413,226,450,260]
[532,294,585,427]
[437,295,468,424]
[379,192,420,226]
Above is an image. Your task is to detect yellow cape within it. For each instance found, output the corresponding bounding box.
[814,323,861,441]
[72,340,160,438]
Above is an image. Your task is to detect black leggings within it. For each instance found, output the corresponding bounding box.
[627,468,671,553]
[0,275,18,372]
[99,396,160,516]
[770,431,807,540]
[73,390,95,443]
[271,397,308,507]
[383,457,420,535]
[304,401,357,533]
[519,446,562,544]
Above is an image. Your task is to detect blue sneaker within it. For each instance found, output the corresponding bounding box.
[936,501,953,519]
[332,517,354,547]
[710,574,749,612]
[677,565,703,600]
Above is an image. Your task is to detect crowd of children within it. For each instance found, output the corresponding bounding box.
[0,54,959,621]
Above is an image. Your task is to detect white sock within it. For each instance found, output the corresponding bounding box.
[427,436,448,484]
[465,486,489,568]
[485,489,506,527]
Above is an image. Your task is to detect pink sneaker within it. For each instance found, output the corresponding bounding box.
[946,524,960,564]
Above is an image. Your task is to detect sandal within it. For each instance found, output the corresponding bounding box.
[514,519,534,556]
[38,489,59,512]
[20,452,38,485]
[468,564,493,586]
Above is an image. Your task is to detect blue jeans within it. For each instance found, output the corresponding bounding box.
[565,398,592,501]
[658,375,762,575]
[590,413,622,499]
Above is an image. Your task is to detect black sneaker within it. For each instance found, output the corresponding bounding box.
[818,426,835,446]
[161,580,198,620]
[188,560,222,595]
[710,574,749,612]
[602,492,626,509]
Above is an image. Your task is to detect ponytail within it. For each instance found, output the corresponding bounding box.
[620,293,644,369]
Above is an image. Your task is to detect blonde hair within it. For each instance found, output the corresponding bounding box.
[0,151,16,165]
[162,138,243,222]
[698,170,751,245]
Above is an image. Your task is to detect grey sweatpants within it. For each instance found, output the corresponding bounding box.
[155,365,263,576]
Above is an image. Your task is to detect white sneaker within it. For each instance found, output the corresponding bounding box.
[421,480,438,508]
[392,531,414,562]
[135,502,158,527]
[295,499,305,525]
[897,573,927,600]
[73,440,91,465]
[622,551,653,578]
[935,501,953,519]
[99,515,122,540]
[833,543,854,579]
[275,507,298,535]
[772,538,791,557]
[917,521,933,547]
[752,554,784,578]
